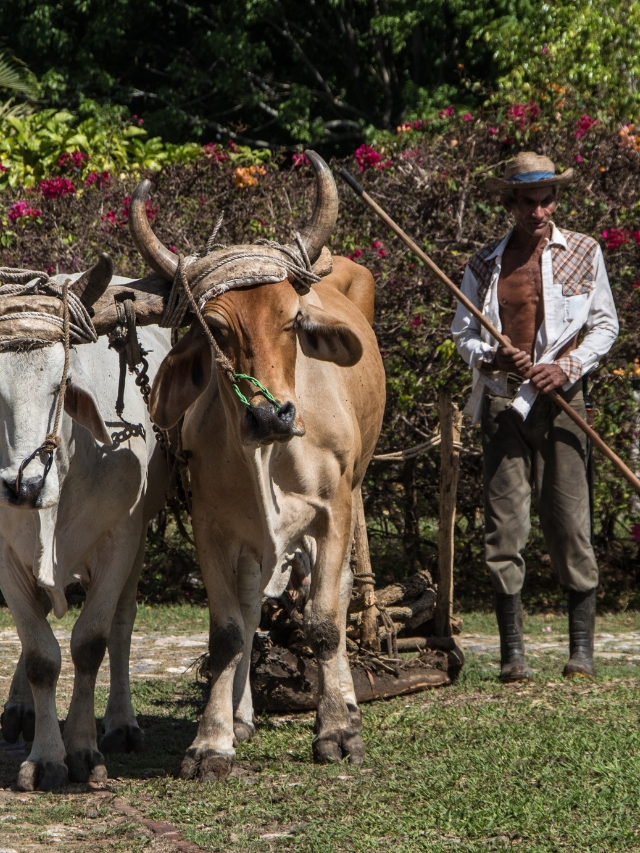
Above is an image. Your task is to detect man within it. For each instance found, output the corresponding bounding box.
[451,152,619,682]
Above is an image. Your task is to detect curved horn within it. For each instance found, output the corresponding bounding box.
[297,150,339,265]
[71,252,113,307]
[129,180,178,280]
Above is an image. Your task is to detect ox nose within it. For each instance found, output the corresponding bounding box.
[246,401,297,443]
[3,475,45,507]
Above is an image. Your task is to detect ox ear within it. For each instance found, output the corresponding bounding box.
[296,303,363,367]
[150,325,212,430]
[64,370,113,446]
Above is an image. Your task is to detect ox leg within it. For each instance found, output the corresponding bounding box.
[63,538,139,783]
[0,566,68,791]
[232,556,262,744]
[2,589,51,745]
[100,532,146,755]
[181,553,244,782]
[305,503,365,765]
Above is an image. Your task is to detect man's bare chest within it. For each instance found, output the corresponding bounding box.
[498,253,543,311]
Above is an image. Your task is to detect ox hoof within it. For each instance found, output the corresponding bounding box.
[233,719,255,744]
[17,759,69,792]
[347,703,363,731]
[1,704,36,744]
[100,724,146,754]
[65,748,108,784]
[313,730,365,765]
[180,748,235,782]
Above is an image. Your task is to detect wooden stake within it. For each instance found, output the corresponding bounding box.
[434,391,463,637]
[351,489,380,651]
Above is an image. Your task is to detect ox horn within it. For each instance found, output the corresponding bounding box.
[296,150,338,265]
[71,252,113,307]
[128,179,179,281]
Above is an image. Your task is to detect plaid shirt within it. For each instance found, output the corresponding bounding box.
[451,223,619,422]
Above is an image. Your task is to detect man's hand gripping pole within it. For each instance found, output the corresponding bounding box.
[338,166,640,494]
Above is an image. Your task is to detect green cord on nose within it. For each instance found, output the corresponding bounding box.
[232,374,281,410]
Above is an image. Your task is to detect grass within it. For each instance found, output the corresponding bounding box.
[3,606,640,851]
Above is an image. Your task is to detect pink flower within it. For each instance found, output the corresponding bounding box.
[462,112,473,122]
[354,144,390,172]
[632,523,640,544]
[542,45,549,54]
[8,201,42,222]
[409,313,422,326]
[39,177,75,199]
[488,127,498,135]
[202,143,230,162]
[292,152,309,167]
[58,151,88,172]
[631,281,640,290]
[396,122,413,134]
[633,231,640,245]
[101,209,117,225]
[502,137,515,146]
[370,240,382,249]
[47,265,55,275]
[438,105,454,118]
[169,245,177,254]
[602,227,630,250]
[348,248,363,260]
[228,140,238,152]
[131,114,144,126]
[412,120,423,130]
[378,249,388,257]
[575,154,584,163]
[574,115,598,140]
[0,164,6,173]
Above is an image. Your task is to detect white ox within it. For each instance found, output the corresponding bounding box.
[129,152,386,779]
[0,260,170,791]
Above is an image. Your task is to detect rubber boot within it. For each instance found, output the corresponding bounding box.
[496,592,532,682]
[563,588,596,678]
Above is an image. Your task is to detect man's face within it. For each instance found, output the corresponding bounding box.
[504,186,558,237]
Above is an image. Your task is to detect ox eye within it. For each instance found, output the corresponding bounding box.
[205,316,229,342]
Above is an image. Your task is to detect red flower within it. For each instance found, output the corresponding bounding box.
[202,143,230,162]
[348,248,363,260]
[410,313,423,326]
[39,177,75,199]
[438,106,454,119]
[354,145,391,172]
[370,240,382,249]
[631,281,640,290]
[574,115,598,140]
[58,151,88,172]
[488,127,498,135]
[602,227,630,249]
[0,164,6,173]
[84,170,111,188]
[8,201,42,222]
[462,112,473,122]
[378,249,388,257]
[575,154,584,164]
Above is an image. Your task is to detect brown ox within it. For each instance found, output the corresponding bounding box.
[129,153,385,779]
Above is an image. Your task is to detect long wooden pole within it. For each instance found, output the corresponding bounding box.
[338,168,640,495]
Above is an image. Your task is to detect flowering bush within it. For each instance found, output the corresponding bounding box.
[234,165,267,187]
[202,143,230,163]
[7,201,42,222]
[39,177,75,199]
[84,170,111,188]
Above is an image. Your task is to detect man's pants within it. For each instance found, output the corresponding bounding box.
[482,381,598,595]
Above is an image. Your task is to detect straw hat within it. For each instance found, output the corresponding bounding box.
[485,151,574,192]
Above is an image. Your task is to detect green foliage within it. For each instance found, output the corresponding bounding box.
[477,0,640,120]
